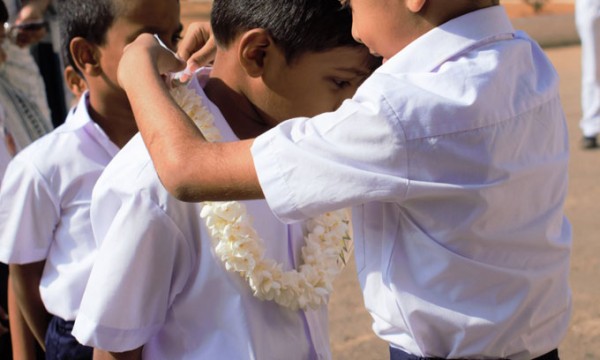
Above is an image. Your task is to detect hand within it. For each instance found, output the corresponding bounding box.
[12,3,47,47]
[118,33,186,90]
[177,22,216,73]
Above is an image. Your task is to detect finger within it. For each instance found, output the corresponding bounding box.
[177,22,212,61]
[152,35,187,74]
[186,36,216,72]
[160,53,187,75]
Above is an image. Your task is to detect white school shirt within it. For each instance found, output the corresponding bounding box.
[0,92,119,321]
[252,6,571,360]
[73,73,330,360]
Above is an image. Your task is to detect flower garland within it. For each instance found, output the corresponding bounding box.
[170,84,353,311]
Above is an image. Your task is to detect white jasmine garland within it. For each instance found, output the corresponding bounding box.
[170,84,353,311]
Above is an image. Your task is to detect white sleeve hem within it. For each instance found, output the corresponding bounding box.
[73,312,160,352]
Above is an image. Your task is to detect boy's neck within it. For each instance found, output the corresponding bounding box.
[87,91,139,148]
[203,77,272,140]
[426,1,499,28]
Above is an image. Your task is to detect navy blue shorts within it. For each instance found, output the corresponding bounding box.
[45,316,93,360]
[390,347,559,360]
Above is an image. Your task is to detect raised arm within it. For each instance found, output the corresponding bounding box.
[118,34,262,202]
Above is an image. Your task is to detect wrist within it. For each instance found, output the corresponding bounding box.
[118,46,160,92]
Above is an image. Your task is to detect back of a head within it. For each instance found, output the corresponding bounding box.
[211,0,358,63]
[56,0,118,73]
[0,1,8,24]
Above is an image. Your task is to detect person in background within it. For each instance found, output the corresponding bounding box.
[576,0,600,148]
[1,0,53,151]
[0,2,11,356]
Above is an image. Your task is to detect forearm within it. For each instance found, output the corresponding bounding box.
[122,46,263,202]
[94,347,143,360]
[9,262,51,350]
[8,280,40,359]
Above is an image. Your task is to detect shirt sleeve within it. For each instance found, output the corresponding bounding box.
[0,156,59,263]
[251,88,410,223]
[72,193,194,352]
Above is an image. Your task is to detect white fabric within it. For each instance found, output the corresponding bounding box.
[576,0,600,137]
[73,73,331,360]
[252,6,571,360]
[0,92,119,320]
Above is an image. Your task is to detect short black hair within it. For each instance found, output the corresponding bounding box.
[211,0,360,63]
[0,1,8,24]
[56,0,120,73]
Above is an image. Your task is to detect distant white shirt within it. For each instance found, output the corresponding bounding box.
[0,92,119,321]
[73,72,331,360]
[252,6,571,360]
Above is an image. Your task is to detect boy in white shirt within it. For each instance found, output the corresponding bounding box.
[72,0,378,359]
[115,0,572,359]
[0,0,182,358]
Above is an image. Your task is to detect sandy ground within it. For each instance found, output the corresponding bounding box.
[180,2,599,359]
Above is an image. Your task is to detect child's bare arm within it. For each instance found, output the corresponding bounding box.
[118,34,263,202]
[8,281,41,359]
[94,347,143,360]
[9,261,51,350]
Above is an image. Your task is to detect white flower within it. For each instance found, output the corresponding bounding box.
[172,85,354,311]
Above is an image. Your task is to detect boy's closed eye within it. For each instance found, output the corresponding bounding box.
[330,77,353,90]
[127,24,183,51]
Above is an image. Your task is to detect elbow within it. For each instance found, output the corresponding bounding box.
[168,181,201,203]
[154,153,203,202]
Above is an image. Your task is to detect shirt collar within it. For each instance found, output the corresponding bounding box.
[64,91,120,157]
[64,91,93,129]
[379,5,515,74]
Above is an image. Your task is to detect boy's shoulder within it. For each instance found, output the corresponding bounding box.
[10,121,86,170]
[98,133,153,189]
[96,133,193,212]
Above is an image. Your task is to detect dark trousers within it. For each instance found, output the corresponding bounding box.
[390,347,559,360]
[45,316,92,360]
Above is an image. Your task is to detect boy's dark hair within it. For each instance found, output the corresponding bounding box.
[211,0,360,63]
[0,1,8,24]
[56,0,120,73]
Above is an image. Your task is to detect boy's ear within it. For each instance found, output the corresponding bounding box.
[406,0,426,13]
[64,66,86,99]
[70,37,102,77]
[238,29,274,78]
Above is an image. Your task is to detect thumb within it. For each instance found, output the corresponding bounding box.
[158,51,186,75]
